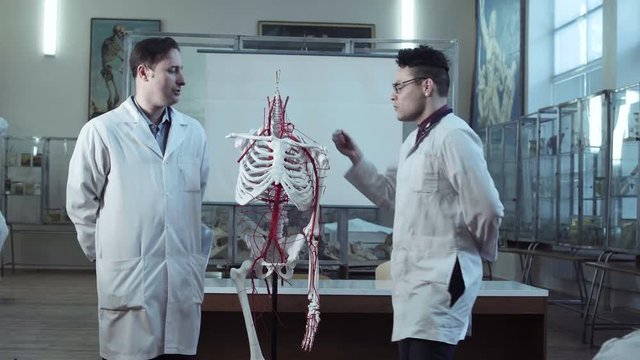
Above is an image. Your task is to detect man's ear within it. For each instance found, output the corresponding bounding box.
[138,64,151,81]
[424,78,437,97]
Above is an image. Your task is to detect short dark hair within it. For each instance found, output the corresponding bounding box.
[396,45,450,97]
[129,37,180,78]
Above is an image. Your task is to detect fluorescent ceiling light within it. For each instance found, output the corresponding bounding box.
[401,0,415,40]
[43,0,58,56]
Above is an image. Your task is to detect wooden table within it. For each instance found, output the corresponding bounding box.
[199,279,548,360]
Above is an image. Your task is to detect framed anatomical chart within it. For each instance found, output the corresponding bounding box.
[88,18,160,120]
[471,0,524,129]
[258,21,375,51]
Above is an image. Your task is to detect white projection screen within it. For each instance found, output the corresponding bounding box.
[203,52,401,206]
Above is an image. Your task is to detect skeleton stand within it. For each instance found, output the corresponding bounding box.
[271,273,278,360]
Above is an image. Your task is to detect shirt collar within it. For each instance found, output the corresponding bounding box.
[131,96,172,127]
[417,104,452,132]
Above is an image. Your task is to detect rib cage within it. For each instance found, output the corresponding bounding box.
[233,134,320,211]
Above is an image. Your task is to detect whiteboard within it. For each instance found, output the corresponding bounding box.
[203,52,402,206]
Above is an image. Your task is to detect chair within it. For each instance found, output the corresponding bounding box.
[375,260,391,280]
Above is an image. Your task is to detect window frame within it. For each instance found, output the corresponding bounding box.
[553,1,603,77]
[551,0,603,104]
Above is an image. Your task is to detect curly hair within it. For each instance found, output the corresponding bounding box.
[396,45,450,97]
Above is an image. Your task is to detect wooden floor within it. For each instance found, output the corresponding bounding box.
[0,270,98,360]
[0,270,626,360]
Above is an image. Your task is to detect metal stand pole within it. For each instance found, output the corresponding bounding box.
[271,273,278,360]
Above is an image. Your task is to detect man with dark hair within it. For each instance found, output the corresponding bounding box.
[332,45,503,360]
[67,37,211,360]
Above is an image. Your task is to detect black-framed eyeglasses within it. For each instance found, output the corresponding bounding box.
[392,77,427,94]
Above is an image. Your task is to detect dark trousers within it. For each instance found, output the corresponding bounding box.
[103,355,195,360]
[398,338,456,360]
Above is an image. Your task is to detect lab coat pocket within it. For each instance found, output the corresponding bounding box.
[179,156,201,192]
[408,247,456,285]
[97,257,144,311]
[188,252,208,304]
[409,155,439,193]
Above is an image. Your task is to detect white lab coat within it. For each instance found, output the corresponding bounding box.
[345,113,503,344]
[66,98,212,360]
[593,329,640,360]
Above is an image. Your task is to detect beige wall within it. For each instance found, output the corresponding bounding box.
[0,0,475,137]
[0,0,475,267]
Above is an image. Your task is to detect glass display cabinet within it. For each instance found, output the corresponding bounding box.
[2,136,76,225]
[486,122,518,243]
[201,203,234,266]
[343,207,392,265]
[517,114,539,242]
[1,136,77,273]
[231,204,319,265]
[490,99,609,250]
[532,99,609,249]
[476,127,488,157]
[566,92,609,248]
[608,83,640,254]
[3,136,45,224]
[556,100,581,246]
[202,202,391,271]
[536,107,560,244]
[487,125,503,207]
[43,138,76,223]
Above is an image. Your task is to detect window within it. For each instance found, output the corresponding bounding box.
[554,0,603,75]
[550,0,603,104]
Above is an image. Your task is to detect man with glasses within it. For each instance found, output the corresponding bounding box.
[332,45,503,360]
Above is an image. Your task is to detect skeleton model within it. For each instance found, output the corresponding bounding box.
[100,24,125,110]
[227,72,329,359]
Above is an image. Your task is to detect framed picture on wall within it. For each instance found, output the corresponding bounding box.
[88,18,161,120]
[471,0,525,129]
[257,21,375,52]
